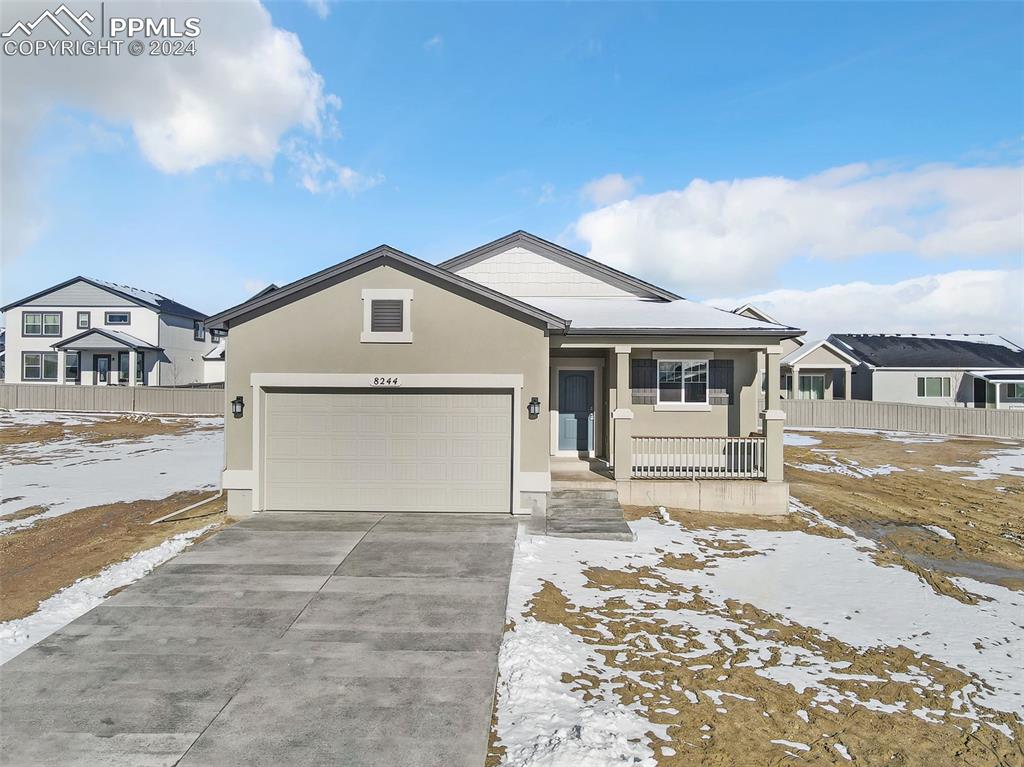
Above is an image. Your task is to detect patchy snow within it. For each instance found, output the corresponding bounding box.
[790,450,904,479]
[784,432,821,447]
[0,525,214,666]
[492,508,1024,762]
[0,412,223,533]
[935,447,1024,481]
[771,739,810,751]
[791,427,951,444]
[834,743,853,761]
[924,525,956,542]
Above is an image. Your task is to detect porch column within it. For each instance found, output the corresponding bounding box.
[128,349,138,387]
[612,346,633,481]
[56,349,66,385]
[762,409,785,482]
[845,368,852,401]
[790,365,799,399]
[765,350,781,407]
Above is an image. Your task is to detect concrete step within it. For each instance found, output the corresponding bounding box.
[550,479,617,491]
[549,488,620,501]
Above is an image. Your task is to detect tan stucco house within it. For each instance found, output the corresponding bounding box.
[780,339,861,400]
[207,232,804,518]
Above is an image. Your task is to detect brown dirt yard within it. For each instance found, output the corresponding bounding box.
[487,428,1024,767]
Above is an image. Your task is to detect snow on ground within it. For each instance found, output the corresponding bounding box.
[783,432,821,447]
[0,525,214,665]
[789,427,951,444]
[935,447,1024,481]
[0,411,223,533]
[789,448,904,479]
[493,508,1024,764]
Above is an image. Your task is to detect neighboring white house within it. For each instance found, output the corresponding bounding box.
[829,333,1024,409]
[1,277,221,386]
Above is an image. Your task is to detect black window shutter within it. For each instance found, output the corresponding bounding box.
[630,359,657,405]
[370,300,404,332]
[709,359,734,405]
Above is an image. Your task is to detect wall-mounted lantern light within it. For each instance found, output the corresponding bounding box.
[527,396,541,419]
[231,395,245,419]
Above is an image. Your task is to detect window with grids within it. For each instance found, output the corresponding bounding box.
[23,312,61,336]
[917,376,951,398]
[193,320,206,341]
[77,311,90,329]
[23,352,58,380]
[657,359,708,404]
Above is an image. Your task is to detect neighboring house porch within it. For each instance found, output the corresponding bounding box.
[50,328,158,386]
[966,370,1024,410]
[780,339,861,400]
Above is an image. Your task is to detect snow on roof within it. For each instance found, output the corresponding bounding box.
[526,297,800,334]
[781,338,861,366]
[203,340,226,360]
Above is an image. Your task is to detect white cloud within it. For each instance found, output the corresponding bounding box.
[574,163,1024,295]
[580,173,641,206]
[305,0,330,19]
[710,269,1024,343]
[424,34,443,52]
[1,0,343,261]
[538,182,556,204]
[285,140,383,195]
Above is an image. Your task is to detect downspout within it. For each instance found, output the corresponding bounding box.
[149,489,223,524]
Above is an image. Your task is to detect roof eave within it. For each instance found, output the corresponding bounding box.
[564,327,806,338]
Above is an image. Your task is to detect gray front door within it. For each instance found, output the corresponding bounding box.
[558,370,594,452]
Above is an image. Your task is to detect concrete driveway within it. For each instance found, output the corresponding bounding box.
[0,512,517,767]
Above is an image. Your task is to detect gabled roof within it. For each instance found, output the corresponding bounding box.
[1,276,207,320]
[52,328,161,351]
[203,339,226,361]
[781,338,861,367]
[829,333,1024,369]
[733,303,778,324]
[205,245,568,332]
[439,230,684,302]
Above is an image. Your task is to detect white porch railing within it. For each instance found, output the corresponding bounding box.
[631,436,767,480]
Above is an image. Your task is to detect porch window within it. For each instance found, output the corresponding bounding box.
[798,374,825,400]
[118,352,130,384]
[65,352,80,383]
[917,376,951,398]
[23,352,58,381]
[105,311,130,325]
[657,359,708,404]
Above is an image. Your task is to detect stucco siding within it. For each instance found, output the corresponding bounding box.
[794,345,852,368]
[455,246,637,298]
[223,265,550,482]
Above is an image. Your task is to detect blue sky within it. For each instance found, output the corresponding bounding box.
[2,0,1022,337]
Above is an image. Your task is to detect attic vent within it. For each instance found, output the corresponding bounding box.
[370,300,404,332]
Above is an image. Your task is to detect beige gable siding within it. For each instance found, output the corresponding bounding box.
[781,337,803,356]
[24,281,136,307]
[795,345,853,368]
[455,246,637,298]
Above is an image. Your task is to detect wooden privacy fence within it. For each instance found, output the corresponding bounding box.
[781,399,1024,440]
[0,384,222,416]
[632,436,767,480]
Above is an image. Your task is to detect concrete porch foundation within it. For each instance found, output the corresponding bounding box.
[616,479,790,516]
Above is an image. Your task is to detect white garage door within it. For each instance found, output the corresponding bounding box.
[263,389,513,513]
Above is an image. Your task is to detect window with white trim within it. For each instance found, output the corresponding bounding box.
[23,352,58,381]
[1005,383,1024,399]
[65,352,80,383]
[105,311,130,325]
[657,359,708,405]
[798,374,825,400]
[917,376,951,398]
[193,320,206,342]
[360,289,413,343]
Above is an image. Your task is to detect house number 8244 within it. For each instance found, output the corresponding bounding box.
[372,377,400,386]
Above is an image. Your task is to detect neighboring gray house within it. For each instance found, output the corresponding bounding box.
[1,277,219,386]
[829,333,1024,409]
[207,231,804,519]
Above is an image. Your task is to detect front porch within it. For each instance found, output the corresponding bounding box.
[545,340,788,515]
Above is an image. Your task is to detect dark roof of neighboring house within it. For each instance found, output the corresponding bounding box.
[829,334,1024,369]
[0,276,207,321]
[439,230,685,302]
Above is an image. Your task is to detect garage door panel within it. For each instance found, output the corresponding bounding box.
[264,390,512,513]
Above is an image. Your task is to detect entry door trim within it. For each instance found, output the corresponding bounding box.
[94,354,111,386]
[549,358,604,458]
[248,373,524,514]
